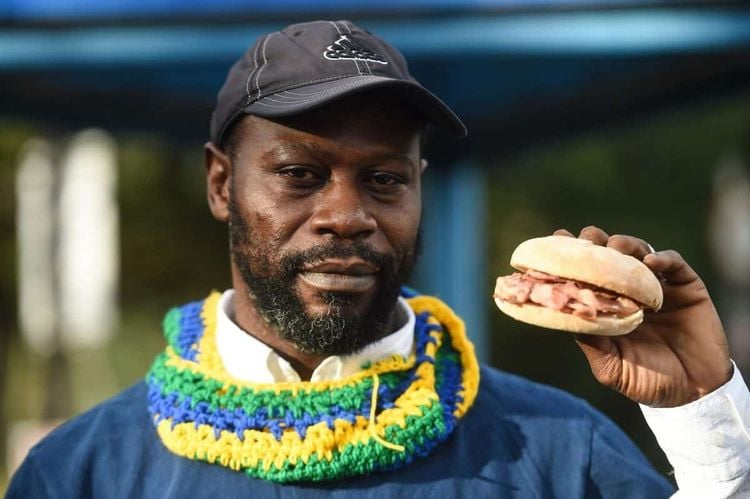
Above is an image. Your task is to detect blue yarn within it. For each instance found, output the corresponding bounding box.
[153,289,468,449]
[176,300,206,361]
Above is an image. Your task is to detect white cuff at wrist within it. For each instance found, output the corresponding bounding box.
[640,361,750,488]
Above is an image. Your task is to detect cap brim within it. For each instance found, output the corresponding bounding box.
[245,75,467,138]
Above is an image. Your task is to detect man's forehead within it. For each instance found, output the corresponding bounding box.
[221,119,420,174]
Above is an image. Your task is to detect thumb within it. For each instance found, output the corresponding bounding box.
[575,334,621,389]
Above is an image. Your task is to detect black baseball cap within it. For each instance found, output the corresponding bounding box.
[210,20,467,145]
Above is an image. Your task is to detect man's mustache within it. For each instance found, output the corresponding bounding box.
[281,242,392,274]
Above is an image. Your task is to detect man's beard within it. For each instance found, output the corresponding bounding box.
[228,199,418,356]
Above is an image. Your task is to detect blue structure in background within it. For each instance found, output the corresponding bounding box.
[2,1,750,362]
[418,162,489,359]
[0,0,679,21]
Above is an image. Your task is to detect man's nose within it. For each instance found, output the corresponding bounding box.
[308,180,377,239]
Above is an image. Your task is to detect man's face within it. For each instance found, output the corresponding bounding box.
[223,94,424,356]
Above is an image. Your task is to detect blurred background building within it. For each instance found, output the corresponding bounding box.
[1,0,750,490]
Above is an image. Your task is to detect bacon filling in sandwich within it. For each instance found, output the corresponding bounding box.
[495,270,641,321]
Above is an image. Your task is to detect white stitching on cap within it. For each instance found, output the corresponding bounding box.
[255,33,274,99]
[268,93,318,102]
[279,87,351,97]
[273,80,378,101]
[252,76,385,107]
[247,73,366,104]
[281,89,324,96]
[245,39,263,98]
[329,21,343,36]
[342,21,371,75]
[269,73,364,90]
[329,21,362,76]
[269,91,333,102]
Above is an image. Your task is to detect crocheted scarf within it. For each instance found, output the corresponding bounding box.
[146,289,480,483]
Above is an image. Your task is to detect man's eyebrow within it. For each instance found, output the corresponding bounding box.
[266,142,416,167]
[368,152,417,167]
[265,141,322,158]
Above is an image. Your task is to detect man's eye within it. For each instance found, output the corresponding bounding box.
[280,167,315,180]
[369,172,403,186]
[276,167,326,189]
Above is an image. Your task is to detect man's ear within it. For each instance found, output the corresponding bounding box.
[204,142,232,222]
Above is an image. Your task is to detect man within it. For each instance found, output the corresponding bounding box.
[8,19,750,497]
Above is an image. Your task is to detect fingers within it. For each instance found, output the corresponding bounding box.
[574,334,621,389]
[575,333,613,356]
[607,234,653,260]
[643,250,699,285]
[558,226,653,260]
[553,228,575,237]
[552,226,610,243]
[557,226,664,266]
[579,226,609,245]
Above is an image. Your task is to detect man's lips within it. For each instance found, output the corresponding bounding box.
[299,259,378,292]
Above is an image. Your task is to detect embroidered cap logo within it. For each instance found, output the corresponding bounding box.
[323,35,388,65]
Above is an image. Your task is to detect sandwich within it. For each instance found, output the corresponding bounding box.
[493,235,663,336]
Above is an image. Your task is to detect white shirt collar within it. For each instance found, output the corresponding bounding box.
[215,289,415,383]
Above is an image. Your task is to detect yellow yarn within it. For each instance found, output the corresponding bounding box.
[368,373,406,452]
[406,296,480,418]
[152,291,480,481]
[164,291,419,393]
